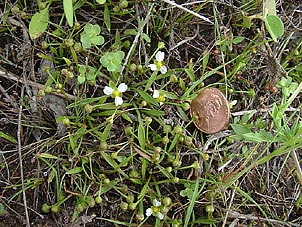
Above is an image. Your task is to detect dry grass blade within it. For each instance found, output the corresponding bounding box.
[162,0,214,24]
[17,86,30,227]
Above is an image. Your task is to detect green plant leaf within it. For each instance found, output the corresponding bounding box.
[264,15,284,42]
[104,3,110,32]
[91,36,104,45]
[232,37,245,44]
[63,0,73,27]
[242,131,272,143]
[0,203,8,216]
[138,124,145,149]
[231,124,252,135]
[77,75,86,84]
[136,89,158,106]
[29,7,49,39]
[0,131,17,144]
[141,33,151,43]
[242,12,252,29]
[37,153,61,160]
[121,113,133,123]
[100,51,125,72]
[65,167,83,174]
[96,0,106,4]
[124,29,137,36]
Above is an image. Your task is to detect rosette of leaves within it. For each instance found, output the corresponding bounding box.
[100,50,125,72]
[80,23,104,49]
[78,65,99,85]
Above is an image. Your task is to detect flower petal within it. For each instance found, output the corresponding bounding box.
[118,83,128,93]
[146,208,153,217]
[148,64,157,71]
[231,100,238,106]
[160,66,167,74]
[157,212,164,220]
[115,96,123,106]
[153,90,159,99]
[103,86,114,95]
[156,51,165,62]
[153,199,161,207]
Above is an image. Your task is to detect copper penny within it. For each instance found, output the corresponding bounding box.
[190,88,230,134]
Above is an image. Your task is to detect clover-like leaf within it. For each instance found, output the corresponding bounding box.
[77,65,98,84]
[90,36,104,46]
[100,51,125,72]
[80,23,104,49]
[77,75,86,84]
[80,34,92,49]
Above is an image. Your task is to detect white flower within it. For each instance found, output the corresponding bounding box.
[231,100,237,106]
[103,83,128,106]
[148,51,167,74]
[146,208,153,217]
[152,89,165,105]
[153,90,160,99]
[153,199,161,207]
[145,199,164,220]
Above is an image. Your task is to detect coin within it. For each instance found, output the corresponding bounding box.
[190,87,230,134]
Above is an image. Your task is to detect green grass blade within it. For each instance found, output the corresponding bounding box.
[63,0,73,27]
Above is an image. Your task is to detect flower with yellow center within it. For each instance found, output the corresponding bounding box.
[148,51,167,74]
[153,89,165,105]
[103,83,128,106]
[146,199,164,220]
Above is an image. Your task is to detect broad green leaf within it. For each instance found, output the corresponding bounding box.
[141,33,151,43]
[185,68,195,82]
[242,132,270,143]
[96,0,106,4]
[101,151,117,166]
[264,15,284,42]
[65,167,83,174]
[241,110,257,123]
[241,12,252,29]
[0,131,17,144]
[179,78,186,91]
[62,57,72,66]
[231,124,252,135]
[74,0,85,10]
[232,37,245,44]
[124,29,137,36]
[121,113,133,123]
[63,0,73,27]
[104,3,110,32]
[77,75,86,84]
[29,7,49,39]
[102,123,112,141]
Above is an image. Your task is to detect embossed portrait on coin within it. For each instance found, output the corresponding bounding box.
[205,94,223,118]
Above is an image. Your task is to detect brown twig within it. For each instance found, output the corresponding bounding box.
[0,67,77,101]
[0,83,17,108]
